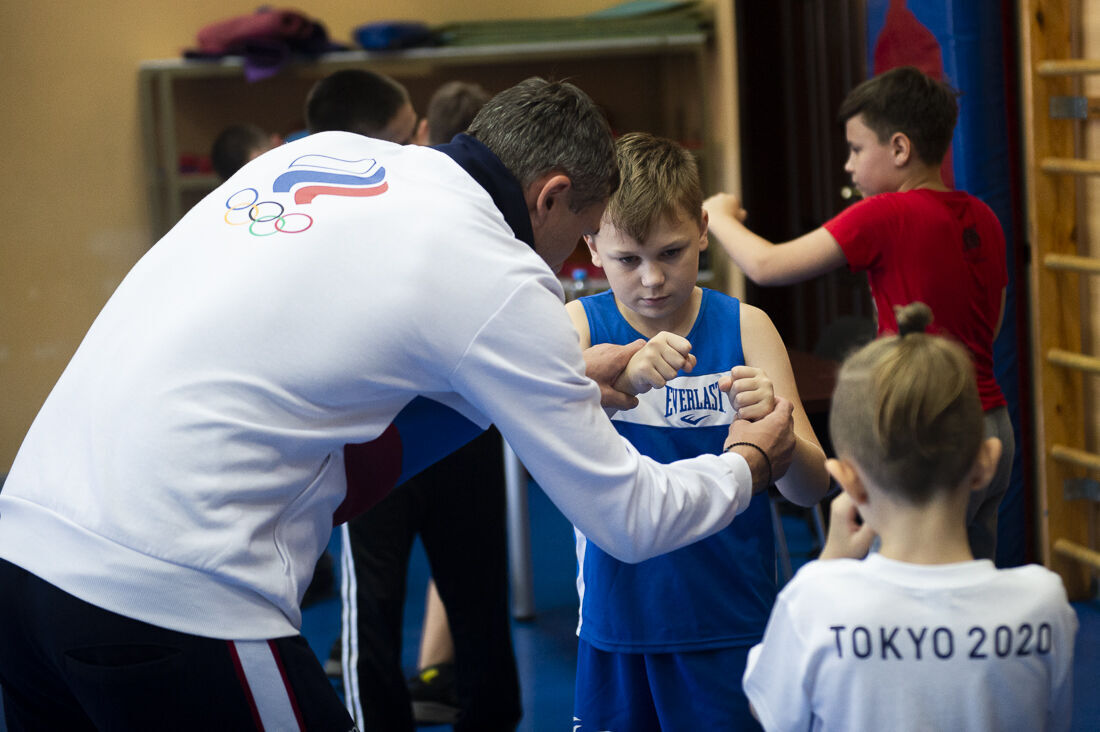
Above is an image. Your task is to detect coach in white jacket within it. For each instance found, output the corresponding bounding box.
[0,78,793,730]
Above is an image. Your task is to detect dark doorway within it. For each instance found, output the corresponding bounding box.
[734,0,873,353]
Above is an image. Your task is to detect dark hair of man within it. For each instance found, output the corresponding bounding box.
[211,123,269,181]
[306,69,409,136]
[837,66,959,166]
[427,81,491,146]
[466,77,619,212]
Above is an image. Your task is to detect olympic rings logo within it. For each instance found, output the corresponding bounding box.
[224,188,313,236]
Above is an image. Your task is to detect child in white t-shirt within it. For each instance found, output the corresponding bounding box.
[743,302,1079,732]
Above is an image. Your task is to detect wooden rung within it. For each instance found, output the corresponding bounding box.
[1040,157,1100,175]
[1038,59,1100,76]
[1053,539,1100,570]
[1048,348,1100,374]
[1045,253,1100,274]
[1052,444,1100,471]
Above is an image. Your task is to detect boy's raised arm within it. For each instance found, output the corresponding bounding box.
[704,192,848,287]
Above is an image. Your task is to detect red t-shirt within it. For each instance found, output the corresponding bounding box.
[824,189,1007,410]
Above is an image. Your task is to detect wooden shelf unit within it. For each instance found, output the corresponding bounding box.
[139,33,719,241]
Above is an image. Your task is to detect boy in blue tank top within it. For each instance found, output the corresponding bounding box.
[565,133,831,731]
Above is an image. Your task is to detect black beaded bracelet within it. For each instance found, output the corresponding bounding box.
[724,441,772,489]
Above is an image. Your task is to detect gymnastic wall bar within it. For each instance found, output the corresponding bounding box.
[1054,538,1100,570]
[1045,253,1100,274]
[1048,348,1100,374]
[1041,157,1100,175]
[1052,444,1100,472]
[1038,59,1100,76]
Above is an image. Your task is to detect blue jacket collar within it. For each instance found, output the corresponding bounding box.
[433,134,535,250]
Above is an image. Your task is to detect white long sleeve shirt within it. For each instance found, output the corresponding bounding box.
[0,133,754,639]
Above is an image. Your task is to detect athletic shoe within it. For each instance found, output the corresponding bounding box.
[408,662,460,725]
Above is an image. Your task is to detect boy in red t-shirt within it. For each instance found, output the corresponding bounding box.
[705,65,1012,560]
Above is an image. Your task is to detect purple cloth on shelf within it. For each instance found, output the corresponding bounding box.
[185,8,346,81]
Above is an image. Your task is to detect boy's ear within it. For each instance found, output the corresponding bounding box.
[414,118,430,146]
[583,233,603,267]
[967,437,1003,494]
[699,208,710,252]
[890,131,913,167]
[826,457,868,506]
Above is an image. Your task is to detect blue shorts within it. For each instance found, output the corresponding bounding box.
[573,639,760,731]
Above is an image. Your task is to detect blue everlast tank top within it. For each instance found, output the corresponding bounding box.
[576,288,776,652]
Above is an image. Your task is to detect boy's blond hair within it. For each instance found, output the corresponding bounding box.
[606,132,703,243]
[828,302,983,504]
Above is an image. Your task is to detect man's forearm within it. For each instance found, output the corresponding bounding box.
[725,442,772,494]
[722,398,796,493]
[583,341,643,410]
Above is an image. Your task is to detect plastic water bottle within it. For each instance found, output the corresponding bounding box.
[569,268,588,300]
